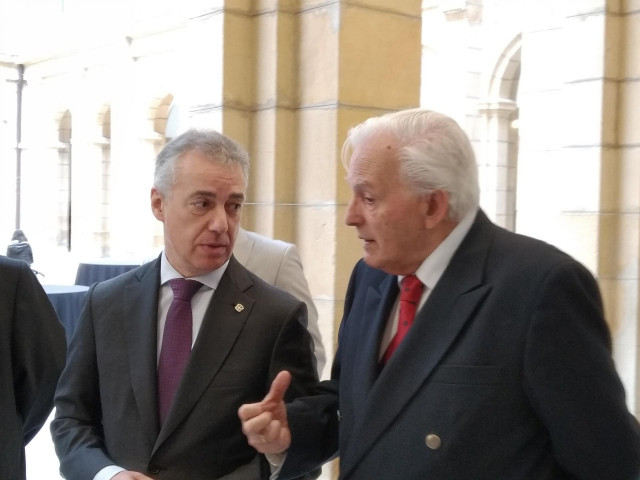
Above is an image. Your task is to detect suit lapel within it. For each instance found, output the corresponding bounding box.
[122,260,162,444]
[341,211,495,477]
[154,257,255,447]
[350,276,398,408]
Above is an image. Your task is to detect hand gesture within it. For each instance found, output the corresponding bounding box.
[238,370,292,454]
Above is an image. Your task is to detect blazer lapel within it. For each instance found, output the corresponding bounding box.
[341,211,495,476]
[350,276,399,408]
[122,259,162,444]
[154,257,254,447]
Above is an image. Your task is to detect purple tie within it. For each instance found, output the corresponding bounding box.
[157,278,202,423]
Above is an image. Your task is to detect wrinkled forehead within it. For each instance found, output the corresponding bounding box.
[347,133,400,182]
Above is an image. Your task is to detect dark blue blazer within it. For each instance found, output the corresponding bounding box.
[283,210,640,480]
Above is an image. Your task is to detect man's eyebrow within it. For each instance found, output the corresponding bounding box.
[228,193,245,202]
[188,191,245,201]
[190,190,215,198]
[351,180,371,192]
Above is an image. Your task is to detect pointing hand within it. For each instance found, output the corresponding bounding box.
[238,370,292,454]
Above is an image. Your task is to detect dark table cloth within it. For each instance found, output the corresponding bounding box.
[75,261,139,286]
[44,284,89,343]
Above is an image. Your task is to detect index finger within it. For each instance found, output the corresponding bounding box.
[238,370,292,422]
[264,370,292,405]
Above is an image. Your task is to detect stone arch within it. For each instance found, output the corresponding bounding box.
[488,34,521,101]
[139,93,174,158]
[165,101,187,141]
[144,93,175,250]
[152,93,174,138]
[478,34,521,231]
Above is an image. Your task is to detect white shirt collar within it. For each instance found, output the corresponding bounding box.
[160,251,229,291]
[401,208,477,290]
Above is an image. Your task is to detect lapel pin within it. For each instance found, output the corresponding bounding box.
[234,303,244,312]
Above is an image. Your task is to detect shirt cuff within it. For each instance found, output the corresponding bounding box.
[93,465,125,480]
[266,452,287,479]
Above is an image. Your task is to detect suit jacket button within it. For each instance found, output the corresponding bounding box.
[425,433,442,450]
[148,464,161,474]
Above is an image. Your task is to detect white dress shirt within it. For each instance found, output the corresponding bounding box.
[272,210,478,479]
[379,210,476,359]
[94,252,229,480]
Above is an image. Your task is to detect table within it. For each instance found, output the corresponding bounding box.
[44,284,89,343]
[75,260,140,286]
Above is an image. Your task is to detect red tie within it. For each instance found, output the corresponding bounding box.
[157,278,202,423]
[382,275,424,364]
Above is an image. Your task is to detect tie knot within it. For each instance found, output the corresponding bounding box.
[400,275,423,303]
[168,278,202,301]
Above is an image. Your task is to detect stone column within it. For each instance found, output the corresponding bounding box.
[597,0,640,415]
[477,99,518,231]
[295,0,422,384]
[201,1,422,394]
[516,0,639,413]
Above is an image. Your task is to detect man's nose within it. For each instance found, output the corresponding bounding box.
[344,197,360,226]
[207,207,229,233]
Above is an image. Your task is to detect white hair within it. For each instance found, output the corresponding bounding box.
[342,109,480,221]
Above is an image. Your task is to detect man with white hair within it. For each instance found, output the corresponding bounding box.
[239,108,640,480]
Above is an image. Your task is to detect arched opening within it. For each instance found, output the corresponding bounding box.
[147,93,176,250]
[153,93,174,139]
[478,34,521,231]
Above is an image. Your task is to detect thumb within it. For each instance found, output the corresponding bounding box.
[264,370,292,405]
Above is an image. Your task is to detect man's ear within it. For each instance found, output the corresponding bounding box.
[150,187,165,222]
[424,189,449,229]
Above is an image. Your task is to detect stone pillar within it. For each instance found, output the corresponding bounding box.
[108,39,154,261]
[68,99,104,261]
[196,2,422,396]
[477,99,518,230]
[516,0,639,413]
[516,0,608,265]
[0,64,19,238]
[296,0,422,385]
[597,0,640,415]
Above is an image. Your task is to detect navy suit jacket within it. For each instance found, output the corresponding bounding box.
[282,210,640,480]
[52,255,318,480]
